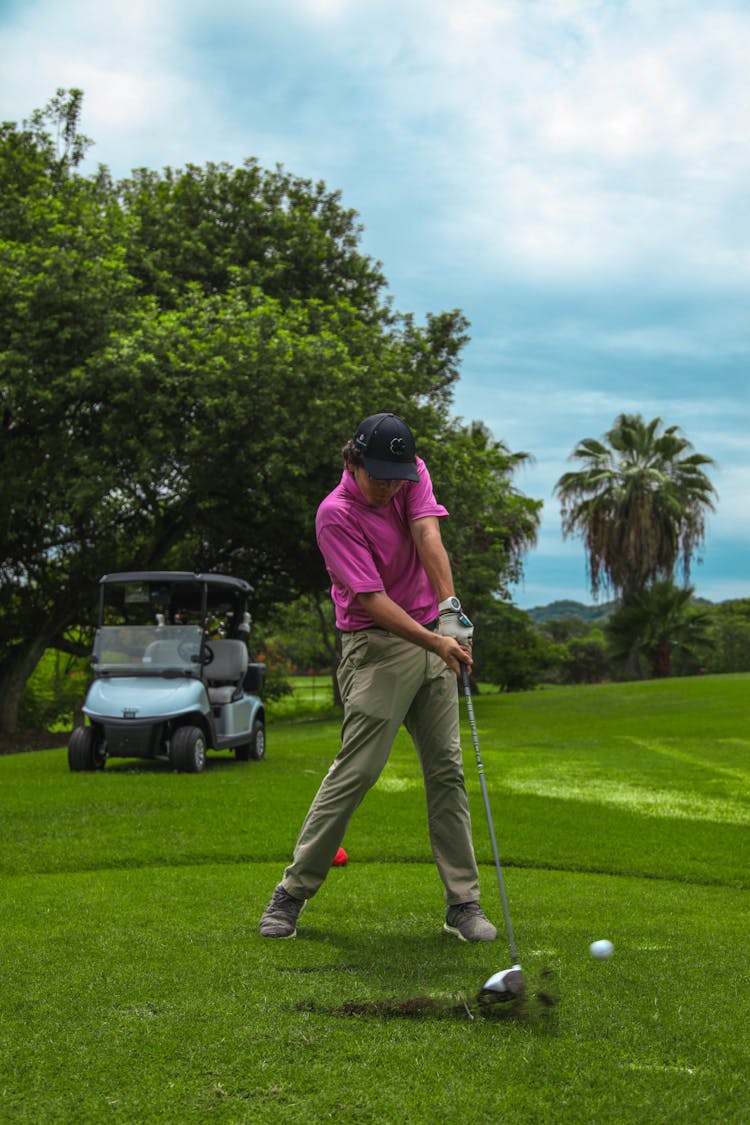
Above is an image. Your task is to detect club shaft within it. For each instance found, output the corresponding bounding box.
[460,664,519,964]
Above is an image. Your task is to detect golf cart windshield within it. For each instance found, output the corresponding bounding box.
[97,573,250,636]
[93,625,203,676]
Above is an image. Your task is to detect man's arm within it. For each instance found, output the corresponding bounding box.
[411,514,474,648]
[410,516,455,602]
[355,591,471,676]
[355,515,471,675]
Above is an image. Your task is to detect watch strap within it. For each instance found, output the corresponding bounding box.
[438,596,462,613]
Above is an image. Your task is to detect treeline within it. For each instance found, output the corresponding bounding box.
[20,592,750,729]
[249,590,750,693]
[474,593,750,690]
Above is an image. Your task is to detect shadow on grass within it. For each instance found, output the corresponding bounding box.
[101,754,254,774]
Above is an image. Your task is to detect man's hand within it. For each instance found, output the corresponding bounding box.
[355,589,473,675]
[437,596,474,647]
[433,633,473,677]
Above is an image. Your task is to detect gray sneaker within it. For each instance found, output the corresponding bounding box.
[259,884,305,938]
[444,902,497,943]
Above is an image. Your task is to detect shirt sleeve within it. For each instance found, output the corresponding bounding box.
[402,457,449,522]
[317,518,385,596]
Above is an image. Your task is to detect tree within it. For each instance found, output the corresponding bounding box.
[0,93,413,729]
[257,594,337,676]
[554,414,717,604]
[420,420,542,607]
[0,92,543,731]
[472,602,555,691]
[698,599,750,675]
[117,160,389,317]
[605,582,712,678]
[0,91,140,731]
[541,616,592,643]
[558,630,611,684]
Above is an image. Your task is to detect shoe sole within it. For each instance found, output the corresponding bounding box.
[443,922,496,943]
[260,926,297,939]
[444,922,470,942]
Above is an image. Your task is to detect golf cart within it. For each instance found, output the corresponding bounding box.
[68,571,266,773]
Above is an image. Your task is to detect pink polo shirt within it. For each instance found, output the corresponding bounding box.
[316,456,449,631]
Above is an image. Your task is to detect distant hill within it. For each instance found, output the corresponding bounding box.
[525,599,617,624]
[526,595,719,623]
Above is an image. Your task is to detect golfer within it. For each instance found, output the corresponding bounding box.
[259,413,496,942]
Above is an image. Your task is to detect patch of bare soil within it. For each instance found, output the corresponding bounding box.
[0,730,71,755]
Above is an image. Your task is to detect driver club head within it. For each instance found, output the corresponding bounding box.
[477,964,526,1004]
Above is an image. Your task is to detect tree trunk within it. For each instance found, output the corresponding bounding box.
[624,647,642,680]
[652,642,671,678]
[0,634,50,733]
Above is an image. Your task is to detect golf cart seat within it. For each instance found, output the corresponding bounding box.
[143,640,183,665]
[206,639,249,704]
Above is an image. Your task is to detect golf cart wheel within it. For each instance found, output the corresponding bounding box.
[171,726,207,773]
[68,726,106,772]
[235,719,265,762]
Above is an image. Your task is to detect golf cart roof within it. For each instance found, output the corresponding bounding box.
[100,572,253,594]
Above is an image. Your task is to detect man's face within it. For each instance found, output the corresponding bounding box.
[353,466,406,507]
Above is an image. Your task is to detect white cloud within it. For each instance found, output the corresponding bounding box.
[709,465,750,530]
[296,0,360,17]
[5,0,749,287]
[376,2,750,282]
[1,0,188,160]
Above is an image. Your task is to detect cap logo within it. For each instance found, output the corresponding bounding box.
[389,437,406,456]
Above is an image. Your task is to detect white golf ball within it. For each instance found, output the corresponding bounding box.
[589,939,614,960]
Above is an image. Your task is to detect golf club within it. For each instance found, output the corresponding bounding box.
[460,662,526,1002]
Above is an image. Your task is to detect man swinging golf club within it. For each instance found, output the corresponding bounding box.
[259,412,497,943]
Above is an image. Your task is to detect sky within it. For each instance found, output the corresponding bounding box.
[2,0,748,609]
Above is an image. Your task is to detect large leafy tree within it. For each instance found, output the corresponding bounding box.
[554,414,717,604]
[420,419,542,606]
[702,599,750,674]
[0,91,140,729]
[472,601,554,691]
[117,160,388,316]
[0,91,541,731]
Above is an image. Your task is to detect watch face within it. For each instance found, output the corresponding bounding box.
[448,597,461,611]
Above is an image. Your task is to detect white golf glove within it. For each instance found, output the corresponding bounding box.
[437,596,474,647]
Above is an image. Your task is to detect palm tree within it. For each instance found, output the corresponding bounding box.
[605,581,712,677]
[554,414,717,604]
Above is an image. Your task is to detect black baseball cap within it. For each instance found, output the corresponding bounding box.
[353,413,420,482]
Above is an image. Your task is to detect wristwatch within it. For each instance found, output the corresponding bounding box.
[439,596,462,613]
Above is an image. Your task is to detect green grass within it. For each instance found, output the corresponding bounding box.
[265,675,339,722]
[1,674,748,1122]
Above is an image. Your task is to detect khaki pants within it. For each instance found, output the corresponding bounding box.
[282,628,481,906]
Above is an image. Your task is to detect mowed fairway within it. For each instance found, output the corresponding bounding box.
[0,675,748,1123]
